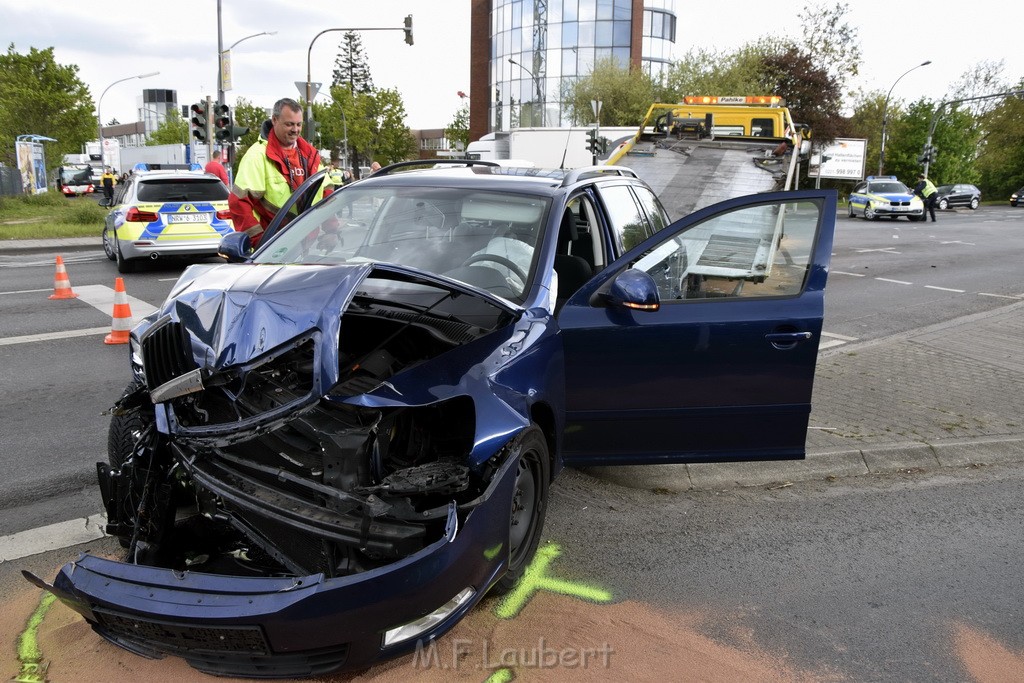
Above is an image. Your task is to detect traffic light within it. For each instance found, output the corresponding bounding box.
[214,103,232,144]
[231,123,250,142]
[403,15,414,45]
[190,102,210,143]
[585,128,599,155]
[598,136,610,155]
[918,144,938,164]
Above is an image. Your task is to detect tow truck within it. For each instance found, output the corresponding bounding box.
[608,96,811,292]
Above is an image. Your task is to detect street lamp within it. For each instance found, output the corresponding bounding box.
[508,57,544,127]
[98,71,159,169]
[218,30,277,105]
[879,60,931,175]
[305,17,413,143]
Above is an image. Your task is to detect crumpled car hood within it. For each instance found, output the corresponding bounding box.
[144,262,373,388]
[138,261,519,394]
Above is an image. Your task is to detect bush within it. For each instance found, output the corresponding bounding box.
[66,202,107,224]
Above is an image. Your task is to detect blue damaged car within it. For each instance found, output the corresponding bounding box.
[26,161,837,678]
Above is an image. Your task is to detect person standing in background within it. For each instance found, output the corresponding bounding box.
[205,150,230,186]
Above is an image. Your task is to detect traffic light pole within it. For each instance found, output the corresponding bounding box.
[304,17,414,143]
[921,89,1024,177]
[205,95,214,164]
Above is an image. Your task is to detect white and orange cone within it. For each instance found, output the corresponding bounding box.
[104,277,134,345]
[47,255,78,300]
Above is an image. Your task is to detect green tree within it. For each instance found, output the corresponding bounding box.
[0,44,96,166]
[362,87,416,165]
[331,32,374,95]
[665,45,771,99]
[798,1,861,94]
[976,85,1024,199]
[560,57,658,126]
[146,109,189,146]
[444,104,470,154]
[227,98,270,172]
[758,45,845,144]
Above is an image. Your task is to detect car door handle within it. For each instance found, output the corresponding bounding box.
[764,331,813,343]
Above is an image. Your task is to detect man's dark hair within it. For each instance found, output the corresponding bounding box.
[273,98,302,118]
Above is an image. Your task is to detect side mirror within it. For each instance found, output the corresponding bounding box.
[218,232,252,262]
[601,269,660,312]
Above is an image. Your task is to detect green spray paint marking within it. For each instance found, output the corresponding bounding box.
[483,668,514,683]
[14,592,56,683]
[495,542,612,620]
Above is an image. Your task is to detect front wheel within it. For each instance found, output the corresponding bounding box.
[970,197,979,209]
[492,426,550,595]
[938,198,949,210]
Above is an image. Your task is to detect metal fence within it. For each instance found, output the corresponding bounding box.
[0,167,24,197]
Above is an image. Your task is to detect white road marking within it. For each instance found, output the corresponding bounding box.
[0,513,108,562]
[854,247,901,254]
[0,288,52,295]
[978,292,1024,299]
[940,240,975,245]
[0,327,110,346]
[74,284,159,320]
[831,271,866,277]
[924,285,966,293]
[875,277,912,285]
[1,252,105,268]
[818,331,857,350]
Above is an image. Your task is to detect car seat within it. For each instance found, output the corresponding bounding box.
[553,210,593,311]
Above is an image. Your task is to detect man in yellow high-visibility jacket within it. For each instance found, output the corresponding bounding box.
[228,98,328,247]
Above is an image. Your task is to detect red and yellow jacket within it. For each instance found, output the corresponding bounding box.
[228,120,328,246]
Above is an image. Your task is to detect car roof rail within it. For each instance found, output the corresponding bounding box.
[560,165,638,187]
[371,159,501,177]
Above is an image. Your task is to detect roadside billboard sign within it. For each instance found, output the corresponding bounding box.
[15,141,48,195]
[808,138,867,180]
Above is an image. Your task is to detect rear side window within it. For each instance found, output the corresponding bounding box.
[137,179,229,202]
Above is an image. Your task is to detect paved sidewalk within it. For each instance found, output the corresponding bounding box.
[4,238,1023,492]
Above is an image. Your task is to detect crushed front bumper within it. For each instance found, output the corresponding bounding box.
[29,453,519,678]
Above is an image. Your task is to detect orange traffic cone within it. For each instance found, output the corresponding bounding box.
[48,255,78,299]
[104,277,133,345]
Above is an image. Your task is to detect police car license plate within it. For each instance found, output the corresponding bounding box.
[168,213,209,224]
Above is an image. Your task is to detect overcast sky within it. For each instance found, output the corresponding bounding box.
[3,0,1021,132]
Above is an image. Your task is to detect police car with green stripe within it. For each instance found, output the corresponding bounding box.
[102,164,235,273]
[847,175,925,221]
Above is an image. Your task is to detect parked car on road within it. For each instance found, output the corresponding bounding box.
[848,176,925,221]
[101,164,235,273]
[1011,186,1023,206]
[933,183,981,210]
[29,161,838,678]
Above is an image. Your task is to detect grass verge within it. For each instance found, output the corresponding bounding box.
[0,193,105,239]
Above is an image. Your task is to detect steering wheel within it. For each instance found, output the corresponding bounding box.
[461,253,528,288]
[653,113,669,134]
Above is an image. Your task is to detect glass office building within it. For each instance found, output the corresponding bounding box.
[473,0,676,133]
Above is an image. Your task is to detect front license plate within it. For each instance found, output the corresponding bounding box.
[168,213,209,224]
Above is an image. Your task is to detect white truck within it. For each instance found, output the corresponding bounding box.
[465,127,636,168]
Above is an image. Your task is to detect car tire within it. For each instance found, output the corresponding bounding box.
[491,426,550,595]
[970,197,979,209]
[102,226,117,261]
[938,198,948,210]
[107,380,152,470]
[847,203,855,218]
[115,240,136,274]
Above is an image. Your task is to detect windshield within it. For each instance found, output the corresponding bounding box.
[868,182,909,194]
[253,185,551,303]
[60,166,92,184]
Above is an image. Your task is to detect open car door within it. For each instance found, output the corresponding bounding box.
[557,189,836,465]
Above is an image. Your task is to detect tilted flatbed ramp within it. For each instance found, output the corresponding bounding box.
[619,136,792,219]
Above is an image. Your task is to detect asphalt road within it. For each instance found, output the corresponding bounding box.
[3,453,1022,681]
